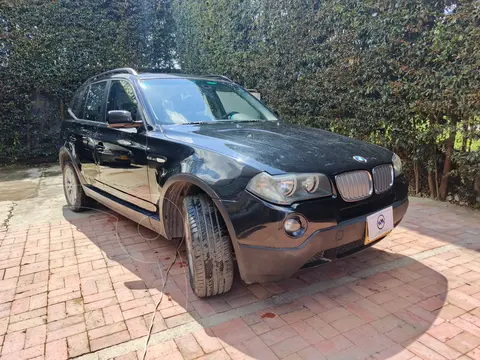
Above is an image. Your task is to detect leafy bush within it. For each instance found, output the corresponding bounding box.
[173,0,480,203]
[0,0,175,163]
[451,150,480,204]
[1,0,479,204]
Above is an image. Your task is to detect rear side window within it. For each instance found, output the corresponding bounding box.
[69,87,87,119]
[84,82,107,122]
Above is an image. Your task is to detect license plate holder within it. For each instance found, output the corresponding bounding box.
[365,206,394,245]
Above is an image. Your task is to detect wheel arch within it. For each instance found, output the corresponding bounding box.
[59,146,86,184]
[159,175,235,242]
[59,147,70,169]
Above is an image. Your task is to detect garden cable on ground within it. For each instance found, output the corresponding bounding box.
[78,199,188,360]
[140,236,184,360]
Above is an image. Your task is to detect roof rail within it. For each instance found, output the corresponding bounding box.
[205,74,233,82]
[82,68,138,86]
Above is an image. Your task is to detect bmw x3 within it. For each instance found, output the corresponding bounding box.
[59,68,409,297]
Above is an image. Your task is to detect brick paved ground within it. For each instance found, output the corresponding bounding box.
[1,194,480,360]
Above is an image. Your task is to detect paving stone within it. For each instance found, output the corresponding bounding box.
[1,196,480,360]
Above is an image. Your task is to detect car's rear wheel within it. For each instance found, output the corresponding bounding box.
[63,162,91,212]
[183,194,234,297]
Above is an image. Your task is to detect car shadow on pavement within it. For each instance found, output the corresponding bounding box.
[62,205,448,360]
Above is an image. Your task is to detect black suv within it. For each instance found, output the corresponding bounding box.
[59,68,409,297]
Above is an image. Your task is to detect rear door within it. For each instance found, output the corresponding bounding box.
[66,81,108,185]
[95,79,154,211]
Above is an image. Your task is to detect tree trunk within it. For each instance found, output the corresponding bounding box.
[461,122,468,152]
[468,119,473,153]
[427,116,437,199]
[414,161,419,195]
[428,169,436,199]
[439,118,458,200]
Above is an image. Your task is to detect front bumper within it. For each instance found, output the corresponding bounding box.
[219,175,410,284]
[233,198,408,283]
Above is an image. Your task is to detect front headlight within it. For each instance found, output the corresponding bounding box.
[392,153,402,177]
[246,172,332,205]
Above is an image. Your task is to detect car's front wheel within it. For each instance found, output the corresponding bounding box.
[183,194,234,297]
[63,162,91,212]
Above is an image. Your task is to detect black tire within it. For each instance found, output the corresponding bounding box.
[183,194,234,297]
[62,162,91,212]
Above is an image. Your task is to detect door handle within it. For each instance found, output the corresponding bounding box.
[95,143,105,152]
[118,139,133,146]
[147,155,166,163]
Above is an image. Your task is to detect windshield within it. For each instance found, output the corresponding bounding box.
[139,78,278,125]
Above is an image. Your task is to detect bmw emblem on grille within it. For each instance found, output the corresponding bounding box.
[353,155,367,163]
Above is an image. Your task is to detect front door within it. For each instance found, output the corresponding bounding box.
[96,79,154,212]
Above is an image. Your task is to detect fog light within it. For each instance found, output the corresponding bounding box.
[284,216,306,237]
[285,218,301,232]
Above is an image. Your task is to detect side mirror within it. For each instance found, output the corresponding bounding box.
[107,110,137,128]
[107,110,142,128]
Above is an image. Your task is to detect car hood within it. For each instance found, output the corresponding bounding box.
[160,121,393,175]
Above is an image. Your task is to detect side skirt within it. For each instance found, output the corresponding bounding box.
[83,185,165,236]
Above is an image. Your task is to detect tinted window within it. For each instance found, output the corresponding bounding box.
[84,82,107,122]
[69,87,87,119]
[107,80,139,120]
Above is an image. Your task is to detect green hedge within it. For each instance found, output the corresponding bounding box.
[1,0,479,203]
[173,0,480,203]
[0,0,175,163]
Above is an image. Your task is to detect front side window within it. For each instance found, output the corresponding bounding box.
[139,79,278,125]
[107,80,140,120]
[84,81,107,122]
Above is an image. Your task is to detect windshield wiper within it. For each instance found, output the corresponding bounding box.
[180,121,215,125]
[215,119,266,123]
[179,119,275,125]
